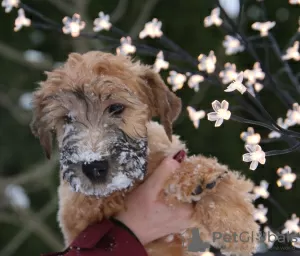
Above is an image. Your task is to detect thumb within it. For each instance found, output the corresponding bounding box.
[146,157,180,192]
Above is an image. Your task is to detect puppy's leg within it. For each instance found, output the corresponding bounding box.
[162,155,259,256]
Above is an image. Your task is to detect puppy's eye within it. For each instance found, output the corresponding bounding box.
[107,104,125,115]
[64,115,74,124]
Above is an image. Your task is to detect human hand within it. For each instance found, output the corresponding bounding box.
[115,157,194,245]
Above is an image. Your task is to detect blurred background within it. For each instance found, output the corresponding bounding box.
[0,0,299,255]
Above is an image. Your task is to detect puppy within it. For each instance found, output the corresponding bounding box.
[31,51,259,256]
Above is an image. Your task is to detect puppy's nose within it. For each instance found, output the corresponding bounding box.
[82,160,109,181]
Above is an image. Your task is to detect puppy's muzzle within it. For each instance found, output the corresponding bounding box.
[82,160,109,182]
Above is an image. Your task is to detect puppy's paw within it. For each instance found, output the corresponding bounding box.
[163,155,228,204]
[162,154,259,255]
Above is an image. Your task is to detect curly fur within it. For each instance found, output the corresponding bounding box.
[31,51,259,256]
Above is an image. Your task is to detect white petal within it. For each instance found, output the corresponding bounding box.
[211,100,221,111]
[221,100,229,110]
[250,161,259,170]
[224,85,235,92]
[238,85,247,94]
[237,71,244,83]
[207,112,218,121]
[245,144,255,153]
[215,118,224,127]
[242,153,252,162]
[259,157,266,165]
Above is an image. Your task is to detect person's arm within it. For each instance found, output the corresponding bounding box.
[41,217,148,256]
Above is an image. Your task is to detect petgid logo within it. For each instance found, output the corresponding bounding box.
[212,231,300,244]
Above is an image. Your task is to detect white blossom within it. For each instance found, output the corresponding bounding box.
[14,8,31,32]
[253,180,269,200]
[187,106,206,128]
[153,51,169,73]
[5,184,30,210]
[276,165,296,190]
[263,226,276,249]
[139,18,163,39]
[187,74,204,92]
[251,21,276,37]
[286,103,300,126]
[207,100,231,127]
[268,118,289,138]
[222,35,245,55]
[204,8,223,27]
[281,214,300,234]
[244,62,265,84]
[23,50,46,63]
[254,204,268,224]
[167,71,186,91]
[116,36,136,56]
[62,13,85,37]
[243,144,266,170]
[244,62,265,93]
[19,92,33,110]
[282,41,300,61]
[292,237,300,249]
[289,0,300,5]
[198,51,216,74]
[93,12,112,32]
[240,127,261,145]
[219,63,238,84]
[224,72,247,94]
[1,0,19,13]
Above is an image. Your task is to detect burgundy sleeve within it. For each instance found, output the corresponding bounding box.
[41,218,148,256]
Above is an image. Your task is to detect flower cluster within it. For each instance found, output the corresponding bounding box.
[243,62,265,94]
[116,36,136,56]
[282,41,300,61]
[243,144,266,170]
[219,63,238,84]
[187,106,206,128]
[14,8,31,32]
[198,51,216,74]
[204,8,222,27]
[222,35,245,55]
[281,214,300,234]
[251,21,276,37]
[167,71,186,92]
[187,74,204,92]
[276,166,296,190]
[207,100,231,127]
[240,127,261,145]
[93,12,112,32]
[139,18,163,39]
[153,51,169,73]
[62,13,86,37]
[254,204,268,224]
[2,0,19,13]
[253,180,269,200]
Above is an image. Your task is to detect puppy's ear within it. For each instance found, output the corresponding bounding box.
[141,69,182,140]
[30,92,53,159]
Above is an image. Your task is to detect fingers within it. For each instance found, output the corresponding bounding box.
[146,157,180,192]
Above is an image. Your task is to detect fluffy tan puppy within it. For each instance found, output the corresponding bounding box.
[31,51,259,256]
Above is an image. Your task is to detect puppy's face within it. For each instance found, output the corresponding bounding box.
[31,52,181,197]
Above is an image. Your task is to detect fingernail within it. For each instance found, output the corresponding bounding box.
[173,150,186,163]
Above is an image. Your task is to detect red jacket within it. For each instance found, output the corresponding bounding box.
[42,218,148,256]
